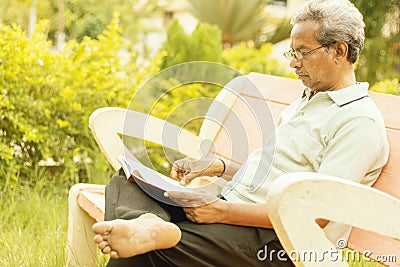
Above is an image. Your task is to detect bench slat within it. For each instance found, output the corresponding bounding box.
[77,189,105,222]
[348,228,400,267]
[372,129,400,198]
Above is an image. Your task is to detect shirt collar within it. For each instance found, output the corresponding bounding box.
[302,82,369,107]
[327,82,369,107]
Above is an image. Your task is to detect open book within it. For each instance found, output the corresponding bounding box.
[116,155,193,205]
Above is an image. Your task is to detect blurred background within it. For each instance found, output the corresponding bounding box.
[0,0,399,265]
[2,0,399,80]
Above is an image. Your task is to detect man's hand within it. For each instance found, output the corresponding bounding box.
[164,191,228,224]
[170,158,225,186]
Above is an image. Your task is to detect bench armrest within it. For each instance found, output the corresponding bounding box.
[266,172,400,267]
[89,107,205,170]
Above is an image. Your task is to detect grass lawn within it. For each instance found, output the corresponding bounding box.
[0,177,386,266]
[0,182,68,266]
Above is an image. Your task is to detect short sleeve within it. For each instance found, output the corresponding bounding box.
[318,116,386,183]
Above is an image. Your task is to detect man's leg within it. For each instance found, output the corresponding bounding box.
[96,169,189,263]
[105,169,179,222]
[105,221,294,267]
[93,213,181,259]
[101,170,294,266]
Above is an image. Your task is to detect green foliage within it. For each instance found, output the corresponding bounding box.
[64,0,162,42]
[160,21,294,77]
[261,17,292,45]
[187,0,271,46]
[351,0,400,85]
[0,0,162,45]
[222,41,295,77]
[350,0,397,37]
[370,78,400,95]
[160,20,223,69]
[0,0,53,34]
[0,15,157,186]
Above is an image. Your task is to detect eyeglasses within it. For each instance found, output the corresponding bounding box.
[283,45,326,61]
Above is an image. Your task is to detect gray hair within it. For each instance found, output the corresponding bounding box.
[291,0,365,63]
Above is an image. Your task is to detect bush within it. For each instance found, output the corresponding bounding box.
[160,19,223,69]
[0,17,297,185]
[370,78,400,96]
[222,41,294,77]
[0,15,160,186]
[160,20,294,78]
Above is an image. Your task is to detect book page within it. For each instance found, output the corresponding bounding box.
[116,155,192,193]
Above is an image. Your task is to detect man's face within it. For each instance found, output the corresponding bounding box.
[289,20,338,92]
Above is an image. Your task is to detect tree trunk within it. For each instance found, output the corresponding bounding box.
[28,0,37,38]
[56,0,66,50]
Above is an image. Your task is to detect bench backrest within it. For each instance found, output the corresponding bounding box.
[200,72,400,263]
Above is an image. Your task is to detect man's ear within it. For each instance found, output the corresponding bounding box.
[334,41,349,64]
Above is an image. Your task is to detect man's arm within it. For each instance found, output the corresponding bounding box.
[170,157,240,185]
[318,116,387,184]
[166,192,328,229]
[220,201,328,228]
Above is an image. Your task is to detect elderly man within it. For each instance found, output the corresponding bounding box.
[93,0,389,266]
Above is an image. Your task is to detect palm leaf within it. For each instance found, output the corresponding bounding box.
[187,0,270,45]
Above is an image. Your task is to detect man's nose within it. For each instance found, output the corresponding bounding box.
[290,57,302,68]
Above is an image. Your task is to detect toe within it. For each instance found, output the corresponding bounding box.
[98,241,109,250]
[110,250,120,259]
[102,245,112,254]
[93,234,105,243]
[92,221,114,234]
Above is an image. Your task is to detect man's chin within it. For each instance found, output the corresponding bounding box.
[298,75,310,86]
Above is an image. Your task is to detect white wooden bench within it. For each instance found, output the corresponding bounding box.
[66,73,400,267]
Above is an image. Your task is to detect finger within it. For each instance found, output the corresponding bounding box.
[191,158,214,173]
[167,196,188,207]
[173,159,190,171]
[170,168,180,180]
[182,208,196,221]
[188,191,218,206]
[168,191,210,201]
[172,158,185,167]
[185,213,196,222]
[183,159,191,170]
[165,191,190,200]
[182,207,192,213]
[173,167,187,180]
[164,191,196,207]
[181,173,198,185]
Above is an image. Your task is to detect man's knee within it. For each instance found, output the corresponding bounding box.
[111,168,126,182]
[104,168,126,221]
[106,168,127,192]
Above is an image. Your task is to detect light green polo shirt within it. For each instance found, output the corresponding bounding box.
[221,82,389,242]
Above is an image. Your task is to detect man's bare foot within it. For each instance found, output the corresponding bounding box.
[92,213,181,259]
